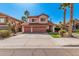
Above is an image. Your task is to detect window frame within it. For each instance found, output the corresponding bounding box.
[0,18,5,23]
[41,18,46,22]
[32,19,36,22]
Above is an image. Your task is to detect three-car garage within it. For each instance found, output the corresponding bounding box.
[22,24,48,33]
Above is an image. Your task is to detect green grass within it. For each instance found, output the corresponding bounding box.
[48,32,61,38]
[73,29,79,34]
[75,31,79,33]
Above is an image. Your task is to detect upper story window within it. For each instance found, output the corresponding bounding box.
[41,18,46,22]
[0,18,5,23]
[32,19,36,22]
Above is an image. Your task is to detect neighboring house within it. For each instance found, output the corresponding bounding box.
[48,21,56,32]
[22,14,55,33]
[66,19,79,31]
[73,19,79,29]
[0,13,23,32]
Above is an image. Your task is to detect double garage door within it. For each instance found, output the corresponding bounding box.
[24,27,46,33]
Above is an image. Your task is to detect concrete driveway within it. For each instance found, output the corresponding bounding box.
[0,33,56,48]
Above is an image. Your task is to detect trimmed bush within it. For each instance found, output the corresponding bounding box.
[51,34,61,38]
[0,30,10,38]
[61,30,66,33]
[55,27,60,32]
[59,30,67,37]
[48,32,61,38]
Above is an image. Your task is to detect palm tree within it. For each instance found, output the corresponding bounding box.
[59,3,68,27]
[68,3,73,36]
[59,3,74,37]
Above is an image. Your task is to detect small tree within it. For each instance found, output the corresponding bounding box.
[59,21,67,37]
[22,16,26,22]
[22,10,30,22]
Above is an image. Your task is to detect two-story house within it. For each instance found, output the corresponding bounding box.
[22,14,55,33]
[66,19,79,31]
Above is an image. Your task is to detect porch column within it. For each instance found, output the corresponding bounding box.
[52,26,55,32]
[31,26,33,33]
[22,26,24,33]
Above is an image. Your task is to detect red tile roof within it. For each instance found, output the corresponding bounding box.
[28,13,49,18]
[0,12,23,23]
[28,16,39,18]
[29,23,48,25]
[48,21,53,25]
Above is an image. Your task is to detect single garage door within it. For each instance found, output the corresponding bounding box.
[24,27,31,33]
[32,27,46,33]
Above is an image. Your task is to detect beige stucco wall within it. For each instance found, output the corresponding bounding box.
[28,15,48,23]
[28,18,39,23]
[39,15,48,23]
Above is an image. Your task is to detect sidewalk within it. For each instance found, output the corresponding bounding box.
[0,48,79,56]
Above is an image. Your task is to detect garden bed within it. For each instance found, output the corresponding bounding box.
[73,29,79,34]
[48,32,61,38]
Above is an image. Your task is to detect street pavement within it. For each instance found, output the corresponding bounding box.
[0,48,79,56]
[0,33,79,55]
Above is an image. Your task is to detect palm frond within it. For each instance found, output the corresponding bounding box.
[22,16,26,21]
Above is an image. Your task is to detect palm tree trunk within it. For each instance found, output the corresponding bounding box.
[68,3,73,36]
[63,8,66,28]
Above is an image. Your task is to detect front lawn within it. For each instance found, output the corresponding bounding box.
[73,29,79,34]
[48,32,61,38]
[74,32,79,34]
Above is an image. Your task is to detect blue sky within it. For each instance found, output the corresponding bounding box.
[0,3,79,24]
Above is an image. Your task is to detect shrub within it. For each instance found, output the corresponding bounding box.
[0,30,10,38]
[48,32,61,38]
[47,30,51,32]
[61,30,66,33]
[59,29,67,37]
[55,27,60,32]
[51,34,61,38]
[49,32,59,35]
